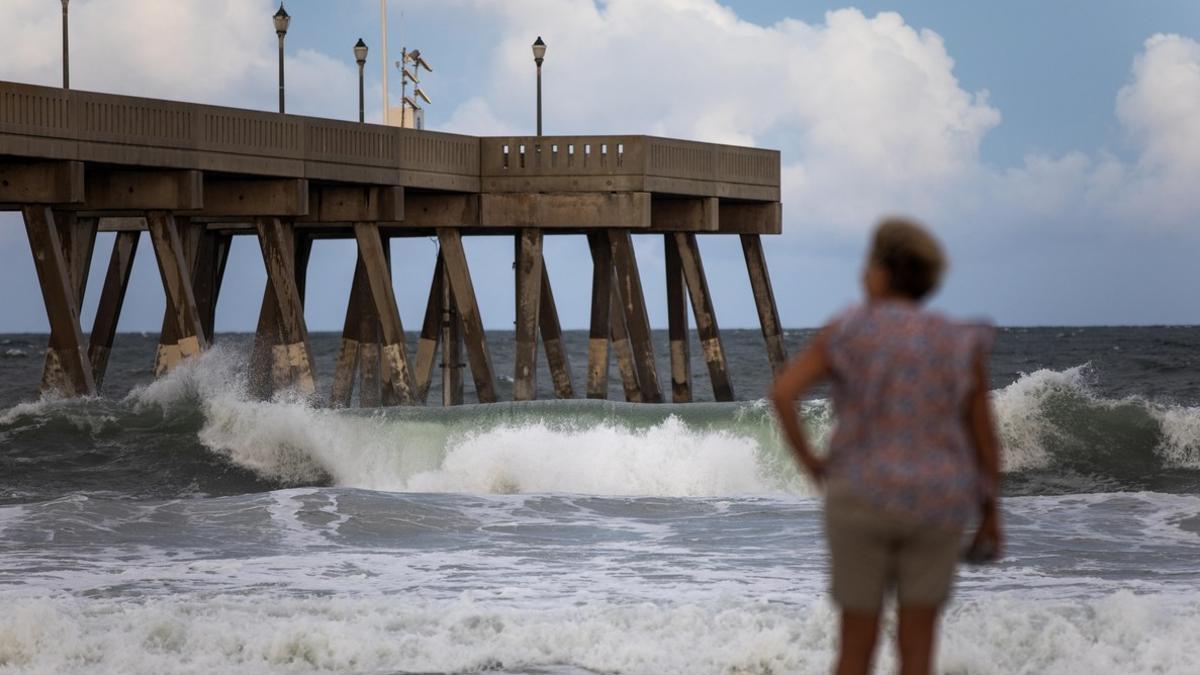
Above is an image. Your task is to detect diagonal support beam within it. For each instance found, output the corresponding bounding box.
[22,206,95,397]
[39,212,97,392]
[437,228,498,404]
[674,232,734,401]
[609,229,662,403]
[256,217,315,395]
[88,230,139,390]
[539,262,574,399]
[741,233,788,373]
[353,222,416,405]
[146,211,208,373]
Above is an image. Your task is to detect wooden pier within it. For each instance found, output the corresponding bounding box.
[0,80,785,405]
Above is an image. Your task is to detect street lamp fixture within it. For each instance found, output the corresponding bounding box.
[274,3,291,113]
[531,37,546,136]
[61,0,70,89]
[354,38,369,123]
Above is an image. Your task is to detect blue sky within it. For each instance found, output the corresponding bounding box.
[1,0,1198,331]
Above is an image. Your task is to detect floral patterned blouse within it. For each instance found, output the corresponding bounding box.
[823,301,994,530]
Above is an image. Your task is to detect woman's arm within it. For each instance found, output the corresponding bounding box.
[966,351,1004,557]
[770,330,832,482]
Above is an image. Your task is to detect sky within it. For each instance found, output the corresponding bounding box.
[0,0,1198,332]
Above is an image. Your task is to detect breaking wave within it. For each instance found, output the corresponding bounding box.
[2,349,1199,499]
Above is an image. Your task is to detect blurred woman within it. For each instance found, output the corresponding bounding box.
[771,217,1002,675]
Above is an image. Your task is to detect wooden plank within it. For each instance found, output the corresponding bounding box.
[480,192,652,229]
[741,234,788,372]
[513,228,544,400]
[437,228,498,404]
[256,217,316,395]
[585,233,612,400]
[674,232,734,401]
[539,262,574,399]
[651,197,718,232]
[609,229,662,403]
[304,185,403,223]
[717,201,782,235]
[146,211,208,374]
[22,206,96,396]
[401,193,480,228]
[329,256,366,408]
[88,230,139,390]
[86,170,204,211]
[664,233,692,403]
[414,253,444,404]
[0,161,84,205]
[353,222,416,405]
[200,178,308,217]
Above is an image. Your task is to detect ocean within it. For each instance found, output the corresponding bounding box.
[1,327,1199,674]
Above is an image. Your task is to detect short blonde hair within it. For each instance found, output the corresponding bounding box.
[869,217,946,301]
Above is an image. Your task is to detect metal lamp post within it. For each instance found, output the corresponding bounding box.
[532,37,546,136]
[354,39,369,123]
[273,3,291,113]
[61,0,69,89]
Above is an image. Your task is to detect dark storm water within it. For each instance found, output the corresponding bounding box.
[1,327,1198,674]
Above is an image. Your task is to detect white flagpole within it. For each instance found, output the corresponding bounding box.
[380,0,390,124]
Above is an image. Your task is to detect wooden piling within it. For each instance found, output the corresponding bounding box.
[664,233,692,403]
[513,229,544,401]
[192,231,231,344]
[609,268,643,403]
[414,253,444,404]
[255,217,315,396]
[539,264,574,399]
[740,233,788,372]
[329,256,364,408]
[441,266,464,407]
[353,222,415,405]
[146,211,208,372]
[87,230,139,389]
[674,232,734,401]
[437,228,498,404]
[39,212,97,392]
[585,233,612,400]
[609,230,662,403]
[153,218,199,377]
[22,206,96,397]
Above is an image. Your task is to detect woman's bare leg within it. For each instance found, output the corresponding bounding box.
[897,605,940,675]
[835,609,880,675]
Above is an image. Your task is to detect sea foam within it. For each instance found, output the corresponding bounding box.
[0,591,1197,674]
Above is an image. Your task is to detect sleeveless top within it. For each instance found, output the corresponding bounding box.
[823,301,993,530]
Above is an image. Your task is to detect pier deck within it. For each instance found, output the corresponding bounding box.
[0,80,786,406]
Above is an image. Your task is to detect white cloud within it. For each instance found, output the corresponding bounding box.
[0,0,357,118]
[425,1,1200,242]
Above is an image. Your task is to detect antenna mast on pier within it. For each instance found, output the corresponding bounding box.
[379,0,390,124]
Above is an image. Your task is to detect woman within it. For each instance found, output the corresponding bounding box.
[771,218,1002,675]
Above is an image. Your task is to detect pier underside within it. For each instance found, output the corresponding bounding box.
[1,80,787,405]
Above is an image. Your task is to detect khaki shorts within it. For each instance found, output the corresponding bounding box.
[824,488,962,612]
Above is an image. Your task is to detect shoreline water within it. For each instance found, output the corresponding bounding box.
[2,328,1199,673]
